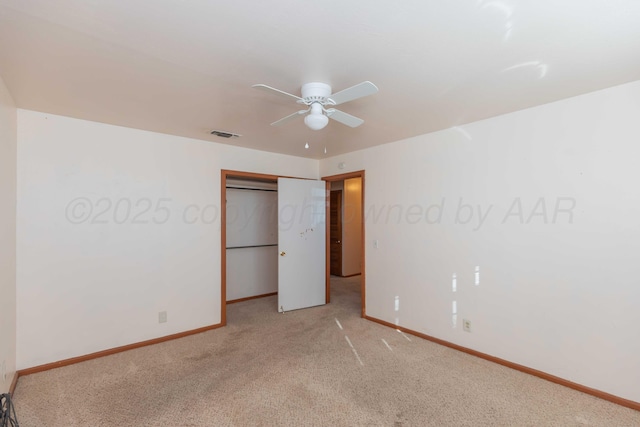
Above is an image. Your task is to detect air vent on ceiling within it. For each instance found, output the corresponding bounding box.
[210,130,241,138]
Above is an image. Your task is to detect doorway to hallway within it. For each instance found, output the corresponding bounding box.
[323,170,365,317]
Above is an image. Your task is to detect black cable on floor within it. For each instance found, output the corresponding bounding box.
[0,393,19,427]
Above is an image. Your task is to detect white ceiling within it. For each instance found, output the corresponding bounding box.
[1,0,639,159]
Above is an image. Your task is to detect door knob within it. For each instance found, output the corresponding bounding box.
[280,251,286,256]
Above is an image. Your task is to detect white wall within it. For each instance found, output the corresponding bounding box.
[0,76,17,392]
[342,177,362,276]
[16,110,318,369]
[320,79,640,403]
[226,246,278,301]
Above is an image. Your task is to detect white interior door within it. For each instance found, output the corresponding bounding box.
[278,178,326,312]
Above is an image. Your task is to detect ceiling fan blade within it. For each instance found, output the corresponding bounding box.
[325,109,364,128]
[327,81,378,106]
[252,84,303,102]
[270,109,308,126]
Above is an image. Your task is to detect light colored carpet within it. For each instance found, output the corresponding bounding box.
[13,276,640,426]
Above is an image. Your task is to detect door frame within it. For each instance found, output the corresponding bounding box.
[322,170,366,318]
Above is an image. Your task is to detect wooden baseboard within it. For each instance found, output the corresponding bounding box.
[227,292,277,304]
[17,323,223,378]
[8,371,18,396]
[340,273,361,278]
[364,315,640,412]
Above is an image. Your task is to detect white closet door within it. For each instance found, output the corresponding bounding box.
[277,178,326,312]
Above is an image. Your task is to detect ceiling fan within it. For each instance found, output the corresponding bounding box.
[252,81,378,130]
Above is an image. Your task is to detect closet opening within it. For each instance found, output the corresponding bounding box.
[221,171,279,325]
[221,170,330,324]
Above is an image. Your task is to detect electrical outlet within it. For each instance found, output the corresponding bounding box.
[463,319,471,333]
[158,311,167,324]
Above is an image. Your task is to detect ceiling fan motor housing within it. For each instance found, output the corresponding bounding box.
[300,82,332,105]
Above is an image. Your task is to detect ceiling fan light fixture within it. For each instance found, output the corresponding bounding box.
[304,104,329,130]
